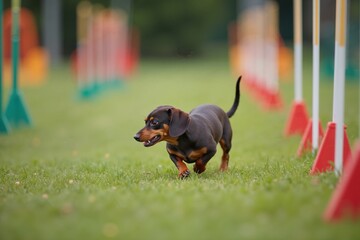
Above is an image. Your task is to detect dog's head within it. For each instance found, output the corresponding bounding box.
[134,106,190,147]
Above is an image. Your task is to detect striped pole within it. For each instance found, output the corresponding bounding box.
[0,0,10,133]
[283,0,309,137]
[0,0,3,113]
[294,0,302,102]
[76,1,92,98]
[12,0,19,91]
[5,0,32,127]
[312,0,320,152]
[265,1,279,96]
[333,0,347,174]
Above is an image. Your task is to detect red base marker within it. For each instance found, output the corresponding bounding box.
[324,141,360,221]
[284,101,309,136]
[262,90,283,110]
[297,119,324,157]
[310,122,351,174]
[243,77,283,111]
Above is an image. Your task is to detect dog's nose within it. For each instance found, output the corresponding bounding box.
[134,133,141,141]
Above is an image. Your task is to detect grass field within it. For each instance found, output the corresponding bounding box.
[1,51,359,240]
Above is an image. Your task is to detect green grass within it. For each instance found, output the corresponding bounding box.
[0,53,359,240]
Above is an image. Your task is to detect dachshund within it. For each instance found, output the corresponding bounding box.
[134,76,241,178]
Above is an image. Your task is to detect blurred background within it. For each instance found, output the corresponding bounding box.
[0,0,358,105]
[2,0,358,62]
[0,0,357,115]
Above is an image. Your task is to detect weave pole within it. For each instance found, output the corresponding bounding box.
[333,0,348,174]
[312,0,321,152]
[263,1,282,109]
[296,0,324,156]
[310,0,351,175]
[5,0,31,127]
[284,0,309,137]
[0,0,10,133]
[294,0,303,104]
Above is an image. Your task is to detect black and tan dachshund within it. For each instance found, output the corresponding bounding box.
[134,76,241,178]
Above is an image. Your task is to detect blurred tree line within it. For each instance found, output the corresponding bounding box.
[133,0,236,56]
[4,0,236,58]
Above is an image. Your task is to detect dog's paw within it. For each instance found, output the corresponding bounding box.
[219,163,228,171]
[178,169,190,179]
[193,161,206,174]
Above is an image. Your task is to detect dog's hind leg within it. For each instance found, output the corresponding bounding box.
[219,124,232,171]
[193,147,216,174]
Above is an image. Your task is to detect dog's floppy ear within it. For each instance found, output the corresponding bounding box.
[167,108,189,137]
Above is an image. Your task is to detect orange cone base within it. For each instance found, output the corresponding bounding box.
[243,78,283,111]
[262,91,283,110]
[310,122,351,174]
[323,141,360,221]
[297,119,324,157]
[284,101,309,137]
[242,76,258,93]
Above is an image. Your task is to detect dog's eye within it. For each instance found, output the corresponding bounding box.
[150,120,159,127]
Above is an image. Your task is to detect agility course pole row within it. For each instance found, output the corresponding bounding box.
[311,0,351,175]
[322,0,359,220]
[232,0,283,110]
[75,1,132,99]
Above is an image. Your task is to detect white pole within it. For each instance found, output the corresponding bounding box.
[87,10,94,89]
[76,2,89,91]
[108,11,117,82]
[93,5,104,85]
[333,0,347,175]
[265,1,279,93]
[294,0,303,102]
[256,6,265,90]
[312,0,320,152]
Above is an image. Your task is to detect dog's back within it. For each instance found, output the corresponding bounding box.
[188,104,229,144]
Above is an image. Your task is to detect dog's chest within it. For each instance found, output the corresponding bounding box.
[168,141,208,163]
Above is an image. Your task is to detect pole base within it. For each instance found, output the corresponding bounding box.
[5,90,32,128]
[243,77,283,111]
[284,101,309,137]
[310,122,351,174]
[324,141,360,221]
[262,90,283,110]
[297,119,324,157]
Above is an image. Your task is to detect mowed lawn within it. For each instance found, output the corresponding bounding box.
[0,52,359,240]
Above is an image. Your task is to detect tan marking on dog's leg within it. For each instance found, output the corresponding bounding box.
[219,139,229,171]
[176,160,190,179]
[220,153,229,171]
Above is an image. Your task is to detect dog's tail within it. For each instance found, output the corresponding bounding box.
[226,76,241,118]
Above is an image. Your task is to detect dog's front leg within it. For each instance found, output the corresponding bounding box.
[169,154,190,179]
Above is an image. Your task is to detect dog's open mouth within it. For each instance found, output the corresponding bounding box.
[144,135,161,147]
